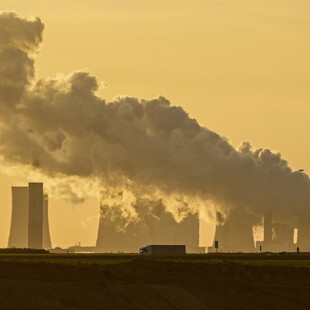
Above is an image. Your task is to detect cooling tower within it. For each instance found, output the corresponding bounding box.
[213,214,255,252]
[297,216,310,251]
[8,187,29,248]
[226,221,255,251]
[96,192,201,253]
[28,183,43,249]
[272,223,294,245]
[42,194,52,249]
[213,223,228,249]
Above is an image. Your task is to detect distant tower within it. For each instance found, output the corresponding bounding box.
[42,194,52,249]
[8,187,29,248]
[28,183,43,249]
[264,212,272,246]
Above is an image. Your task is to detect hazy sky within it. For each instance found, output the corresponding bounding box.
[0,0,309,248]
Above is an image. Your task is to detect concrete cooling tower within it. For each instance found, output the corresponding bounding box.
[8,183,52,249]
[96,192,204,253]
[213,221,255,252]
[8,187,29,248]
[209,211,255,253]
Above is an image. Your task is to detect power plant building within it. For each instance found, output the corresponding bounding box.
[96,192,204,253]
[256,213,295,252]
[209,215,255,253]
[8,183,52,249]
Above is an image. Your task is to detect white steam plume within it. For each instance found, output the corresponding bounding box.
[0,12,309,221]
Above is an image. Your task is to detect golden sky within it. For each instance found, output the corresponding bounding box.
[0,0,309,248]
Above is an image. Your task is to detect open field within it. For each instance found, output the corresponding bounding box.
[0,253,310,309]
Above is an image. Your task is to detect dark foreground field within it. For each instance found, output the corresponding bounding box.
[0,253,310,310]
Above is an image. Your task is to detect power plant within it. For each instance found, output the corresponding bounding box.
[208,211,256,253]
[8,183,52,249]
[207,211,310,253]
[96,192,205,253]
[6,183,310,253]
[255,213,295,252]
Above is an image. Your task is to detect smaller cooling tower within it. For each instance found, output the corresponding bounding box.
[272,223,294,245]
[8,187,29,248]
[213,216,255,252]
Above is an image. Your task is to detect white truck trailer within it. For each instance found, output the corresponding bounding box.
[139,245,186,256]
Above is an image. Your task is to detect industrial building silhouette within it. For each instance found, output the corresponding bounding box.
[8,183,52,249]
[210,211,255,253]
[8,183,309,253]
[256,213,295,252]
[96,193,204,253]
[209,211,309,253]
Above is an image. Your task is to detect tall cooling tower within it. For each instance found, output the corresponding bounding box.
[8,187,29,248]
[298,216,310,251]
[42,194,52,249]
[28,183,43,249]
[213,218,255,252]
[272,223,294,245]
[226,221,255,251]
[96,192,201,253]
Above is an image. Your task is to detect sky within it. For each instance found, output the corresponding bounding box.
[0,0,309,248]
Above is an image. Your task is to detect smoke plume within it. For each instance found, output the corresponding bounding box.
[0,12,310,221]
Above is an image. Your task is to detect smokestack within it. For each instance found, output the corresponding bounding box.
[264,212,272,245]
[28,182,43,249]
[42,194,52,249]
[8,187,29,248]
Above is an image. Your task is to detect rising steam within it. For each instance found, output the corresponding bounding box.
[0,12,309,222]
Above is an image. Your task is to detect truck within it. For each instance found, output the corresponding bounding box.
[139,245,186,256]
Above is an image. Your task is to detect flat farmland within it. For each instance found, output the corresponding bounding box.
[0,253,310,310]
